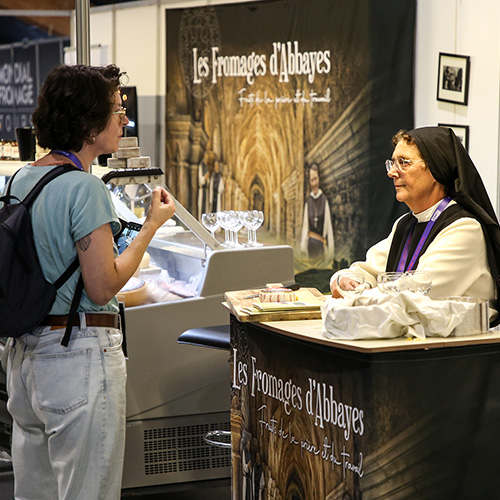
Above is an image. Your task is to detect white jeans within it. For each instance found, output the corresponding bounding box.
[6,325,127,500]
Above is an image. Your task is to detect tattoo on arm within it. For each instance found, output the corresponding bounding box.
[76,234,92,252]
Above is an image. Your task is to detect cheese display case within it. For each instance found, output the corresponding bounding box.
[0,161,296,489]
[104,167,295,489]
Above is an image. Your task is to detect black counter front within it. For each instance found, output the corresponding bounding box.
[229,316,500,500]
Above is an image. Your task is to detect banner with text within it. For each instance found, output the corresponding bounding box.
[166,0,415,276]
[231,319,500,499]
[0,38,68,141]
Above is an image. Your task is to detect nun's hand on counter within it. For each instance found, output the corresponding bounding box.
[146,187,176,229]
[330,281,343,298]
[331,271,367,299]
[330,272,342,298]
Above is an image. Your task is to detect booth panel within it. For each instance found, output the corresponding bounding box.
[230,318,500,500]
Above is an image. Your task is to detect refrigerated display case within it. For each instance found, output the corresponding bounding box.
[0,163,296,489]
[103,168,295,489]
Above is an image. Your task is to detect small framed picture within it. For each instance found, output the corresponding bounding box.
[438,123,469,150]
[437,52,470,105]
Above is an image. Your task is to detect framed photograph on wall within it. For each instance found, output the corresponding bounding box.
[437,52,470,105]
[438,123,469,151]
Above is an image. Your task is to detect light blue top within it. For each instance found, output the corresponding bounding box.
[5,164,121,314]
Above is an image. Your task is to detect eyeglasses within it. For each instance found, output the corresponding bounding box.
[112,106,127,124]
[385,157,423,173]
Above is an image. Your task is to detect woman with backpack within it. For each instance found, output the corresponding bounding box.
[3,64,175,500]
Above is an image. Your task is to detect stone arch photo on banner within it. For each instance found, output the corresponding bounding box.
[437,52,470,105]
[438,123,470,151]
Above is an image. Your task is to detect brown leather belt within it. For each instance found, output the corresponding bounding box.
[41,313,119,331]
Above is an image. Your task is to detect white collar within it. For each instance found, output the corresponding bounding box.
[310,189,323,199]
[412,198,455,223]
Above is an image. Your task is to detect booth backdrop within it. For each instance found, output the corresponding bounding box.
[165,0,415,274]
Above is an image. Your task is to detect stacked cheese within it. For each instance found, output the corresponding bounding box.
[107,136,151,169]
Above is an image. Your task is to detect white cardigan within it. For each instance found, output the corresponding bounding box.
[331,200,496,319]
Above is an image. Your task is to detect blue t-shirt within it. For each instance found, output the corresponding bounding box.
[5,164,121,314]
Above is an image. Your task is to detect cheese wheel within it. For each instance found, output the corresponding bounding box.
[117,277,148,307]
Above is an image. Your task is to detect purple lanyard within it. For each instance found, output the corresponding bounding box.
[397,196,452,272]
[51,150,84,171]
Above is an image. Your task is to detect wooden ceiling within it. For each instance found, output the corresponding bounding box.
[0,0,74,38]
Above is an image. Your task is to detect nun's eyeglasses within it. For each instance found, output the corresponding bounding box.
[385,157,423,173]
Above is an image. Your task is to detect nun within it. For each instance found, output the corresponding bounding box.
[330,126,500,325]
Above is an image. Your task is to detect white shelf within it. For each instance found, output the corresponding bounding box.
[0,160,25,177]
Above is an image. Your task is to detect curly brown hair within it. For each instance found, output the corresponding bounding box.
[392,129,418,147]
[32,64,126,151]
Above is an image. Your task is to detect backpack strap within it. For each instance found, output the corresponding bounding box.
[0,194,21,205]
[21,164,79,208]
[3,164,77,204]
[13,164,84,345]
[61,274,85,348]
[0,169,23,205]
[53,258,80,289]
[5,168,22,198]
[12,163,83,293]
[52,256,82,348]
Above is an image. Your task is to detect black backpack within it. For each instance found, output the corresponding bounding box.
[0,164,83,345]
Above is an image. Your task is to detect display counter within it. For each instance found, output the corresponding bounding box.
[230,316,500,500]
[0,162,296,489]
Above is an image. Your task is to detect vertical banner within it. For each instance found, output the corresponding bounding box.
[0,38,68,141]
[11,45,37,130]
[166,0,415,277]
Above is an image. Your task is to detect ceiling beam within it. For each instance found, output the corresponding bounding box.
[0,10,72,16]
[0,0,73,36]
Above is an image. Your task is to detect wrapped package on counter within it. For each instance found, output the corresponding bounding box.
[321,288,489,340]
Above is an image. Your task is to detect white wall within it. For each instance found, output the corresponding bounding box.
[71,1,166,167]
[77,0,500,213]
[415,0,500,212]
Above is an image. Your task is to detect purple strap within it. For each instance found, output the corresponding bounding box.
[51,150,84,171]
[397,196,452,272]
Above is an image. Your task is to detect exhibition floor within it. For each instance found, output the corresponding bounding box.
[0,473,230,499]
[0,451,230,500]
[121,478,231,499]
